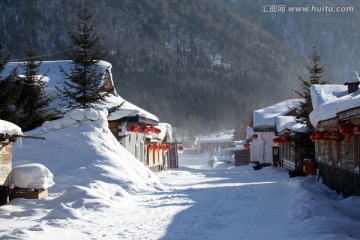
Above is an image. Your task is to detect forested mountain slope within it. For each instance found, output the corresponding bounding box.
[1,0,358,134]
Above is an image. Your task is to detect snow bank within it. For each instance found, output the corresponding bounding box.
[0,119,23,136]
[13,108,164,195]
[42,202,84,220]
[7,163,54,189]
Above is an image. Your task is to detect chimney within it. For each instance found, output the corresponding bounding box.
[344,71,360,94]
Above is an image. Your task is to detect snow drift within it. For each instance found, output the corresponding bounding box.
[12,108,164,195]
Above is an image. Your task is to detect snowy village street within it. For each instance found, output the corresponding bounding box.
[0,110,359,240]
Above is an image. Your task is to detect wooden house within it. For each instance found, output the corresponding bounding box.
[195,136,234,153]
[309,71,360,196]
[0,120,23,205]
[107,100,160,166]
[274,115,308,171]
[251,99,302,165]
[2,60,168,172]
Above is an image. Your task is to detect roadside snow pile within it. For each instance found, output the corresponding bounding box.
[0,119,23,136]
[6,163,54,189]
[12,108,164,196]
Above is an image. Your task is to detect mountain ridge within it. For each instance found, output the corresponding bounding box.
[1,0,357,134]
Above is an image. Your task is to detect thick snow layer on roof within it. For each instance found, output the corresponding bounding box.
[0,119,23,136]
[104,94,159,122]
[275,116,307,133]
[309,84,358,127]
[253,99,302,127]
[2,61,159,122]
[310,84,348,110]
[344,71,360,84]
[156,123,173,141]
[7,163,54,189]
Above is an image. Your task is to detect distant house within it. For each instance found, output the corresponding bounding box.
[0,120,23,205]
[2,60,167,172]
[195,135,234,153]
[309,71,360,196]
[251,99,302,165]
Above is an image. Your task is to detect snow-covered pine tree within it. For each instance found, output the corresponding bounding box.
[0,43,22,125]
[58,0,108,110]
[18,42,56,131]
[290,46,329,166]
[290,46,329,128]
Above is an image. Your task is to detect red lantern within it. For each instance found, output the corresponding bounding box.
[178,146,184,151]
[153,127,161,135]
[130,124,140,133]
[310,132,316,141]
[310,131,325,141]
[273,137,283,143]
[340,124,354,134]
[340,124,354,144]
[354,126,360,135]
[154,144,160,151]
[142,126,152,134]
[281,135,291,143]
[328,132,345,141]
[324,132,331,140]
[243,143,250,149]
[252,133,258,139]
[147,144,155,150]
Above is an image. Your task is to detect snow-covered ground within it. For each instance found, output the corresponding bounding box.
[1,111,360,240]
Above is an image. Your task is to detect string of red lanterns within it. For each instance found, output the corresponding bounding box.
[130,124,140,133]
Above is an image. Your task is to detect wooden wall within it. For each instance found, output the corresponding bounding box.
[0,142,12,185]
[234,149,250,166]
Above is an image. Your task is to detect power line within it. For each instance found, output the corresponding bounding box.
[9,47,78,62]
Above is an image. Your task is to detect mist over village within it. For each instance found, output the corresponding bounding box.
[0,1,360,239]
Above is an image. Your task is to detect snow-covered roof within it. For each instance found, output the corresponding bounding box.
[310,84,360,127]
[0,119,23,136]
[156,123,173,141]
[2,60,159,123]
[275,116,307,133]
[253,99,302,127]
[103,94,159,122]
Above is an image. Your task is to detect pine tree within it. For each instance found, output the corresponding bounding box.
[17,43,55,131]
[290,47,329,165]
[290,46,329,127]
[58,0,108,110]
[0,43,22,125]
